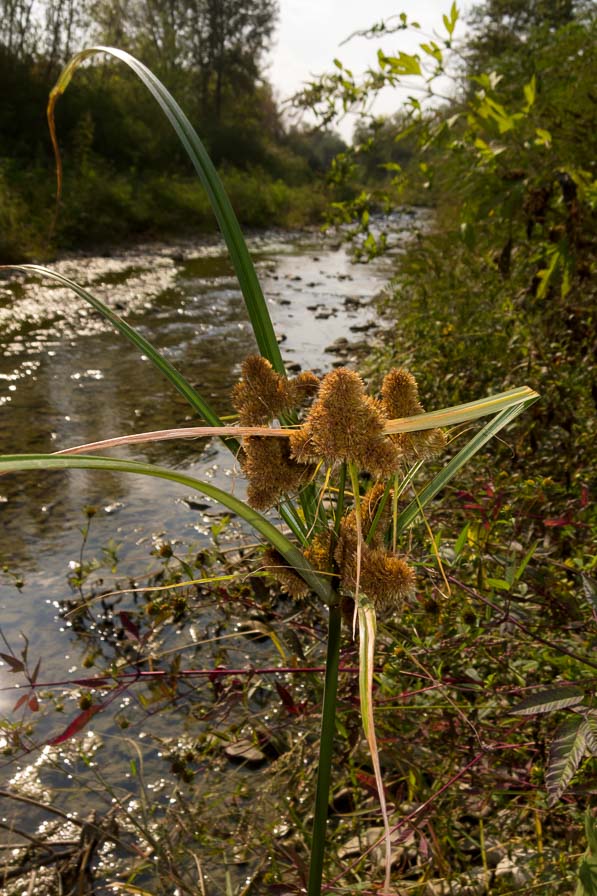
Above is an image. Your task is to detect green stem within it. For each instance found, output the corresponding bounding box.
[307,603,342,896]
[334,463,347,537]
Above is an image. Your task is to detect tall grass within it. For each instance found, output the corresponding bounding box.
[0,47,538,895]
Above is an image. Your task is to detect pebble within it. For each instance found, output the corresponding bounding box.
[224,739,266,765]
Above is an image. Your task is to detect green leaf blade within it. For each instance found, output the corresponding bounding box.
[396,398,537,532]
[5,265,226,434]
[546,716,588,805]
[0,453,332,605]
[49,46,284,374]
[511,686,585,716]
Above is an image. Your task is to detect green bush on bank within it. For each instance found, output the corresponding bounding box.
[0,161,328,260]
[295,3,596,890]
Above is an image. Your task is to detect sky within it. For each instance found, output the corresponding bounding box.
[268,0,471,140]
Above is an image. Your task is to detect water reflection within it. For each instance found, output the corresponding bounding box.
[0,230,398,610]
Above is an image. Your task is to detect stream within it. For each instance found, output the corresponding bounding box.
[0,225,409,641]
[0,221,412,891]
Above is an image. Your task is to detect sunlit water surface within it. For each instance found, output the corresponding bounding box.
[0,221,414,889]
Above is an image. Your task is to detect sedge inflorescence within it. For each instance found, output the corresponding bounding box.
[381,367,446,461]
[232,356,318,510]
[232,357,444,613]
[334,483,416,614]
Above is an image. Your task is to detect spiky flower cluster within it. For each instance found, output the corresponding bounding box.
[334,484,416,615]
[289,368,400,477]
[262,547,310,600]
[232,356,319,510]
[233,355,319,426]
[232,359,442,605]
[243,437,310,511]
[381,367,446,462]
[232,361,445,513]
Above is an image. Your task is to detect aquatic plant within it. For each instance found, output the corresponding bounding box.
[0,46,538,895]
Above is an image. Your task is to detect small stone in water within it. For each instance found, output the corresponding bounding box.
[224,739,266,765]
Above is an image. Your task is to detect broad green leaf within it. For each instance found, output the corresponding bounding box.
[513,539,538,583]
[383,385,538,434]
[587,807,597,855]
[420,42,443,63]
[576,857,597,896]
[486,577,511,592]
[536,246,560,299]
[523,75,536,111]
[443,2,459,38]
[396,398,538,532]
[48,46,284,374]
[535,127,552,147]
[381,51,422,77]
[576,810,597,896]
[546,716,588,805]
[584,714,597,755]
[511,686,585,716]
[0,454,332,605]
[454,522,470,557]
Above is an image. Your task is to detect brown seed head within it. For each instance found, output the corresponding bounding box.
[287,370,320,408]
[288,427,319,465]
[301,368,397,473]
[398,428,447,463]
[341,483,389,546]
[381,368,423,418]
[358,437,402,479]
[243,437,312,510]
[262,548,311,600]
[381,367,445,463]
[232,355,289,425]
[361,548,416,614]
[334,514,358,587]
[333,515,415,612]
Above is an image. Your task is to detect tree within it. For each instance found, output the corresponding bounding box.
[42,0,92,73]
[464,0,579,74]
[189,0,278,121]
[0,0,37,57]
[90,0,278,122]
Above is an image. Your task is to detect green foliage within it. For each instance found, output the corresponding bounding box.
[576,810,597,896]
[292,5,596,886]
[546,716,595,806]
[0,1,334,258]
[1,4,595,892]
[0,41,541,896]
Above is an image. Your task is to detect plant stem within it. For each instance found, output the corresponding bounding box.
[307,602,342,896]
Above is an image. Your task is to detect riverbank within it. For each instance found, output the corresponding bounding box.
[0,214,594,893]
[0,166,330,264]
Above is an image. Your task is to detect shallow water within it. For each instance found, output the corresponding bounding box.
[0,223,417,891]
[0,223,409,683]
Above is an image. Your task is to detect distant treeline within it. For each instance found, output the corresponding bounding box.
[0,0,346,258]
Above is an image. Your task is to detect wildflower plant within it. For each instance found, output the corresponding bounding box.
[0,46,539,895]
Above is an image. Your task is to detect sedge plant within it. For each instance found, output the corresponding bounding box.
[0,47,539,895]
